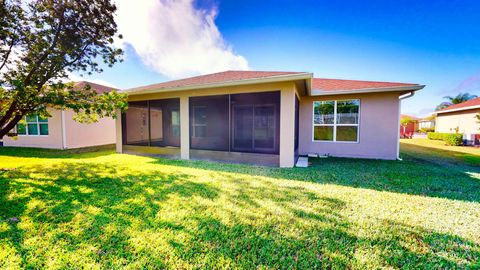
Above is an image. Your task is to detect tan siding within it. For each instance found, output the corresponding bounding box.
[64,110,116,149]
[435,109,480,134]
[3,108,64,149]
[298,92,401,160]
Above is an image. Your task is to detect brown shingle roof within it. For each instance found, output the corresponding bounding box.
[73,81,118,94]
[312,78,419,91]
[124,70,421,95]
[126,70,305,93]
[436,97,480,113]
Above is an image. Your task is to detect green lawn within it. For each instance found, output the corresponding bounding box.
[0,141,479,269]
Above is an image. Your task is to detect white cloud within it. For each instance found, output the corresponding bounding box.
[114,0,249,79]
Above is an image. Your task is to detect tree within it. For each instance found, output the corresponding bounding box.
[0,0,127,138]
[400,116,413,134]
[435,93,478,111]
[435,102,453,111]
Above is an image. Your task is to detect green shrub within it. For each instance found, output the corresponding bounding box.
[427,132,443,140]
[443,133,463,146]
[419,128,434,134]
[427,132,463,146]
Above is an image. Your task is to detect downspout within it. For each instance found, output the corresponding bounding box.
[61,110,67,149]
[397,91,415,160]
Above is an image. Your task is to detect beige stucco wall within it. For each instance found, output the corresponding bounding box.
[3,108,64,149]
[435,109,480,134]
[123,80,302,167]
[64,110,116,149]
[298,92,401,160]
[3,109,116,150]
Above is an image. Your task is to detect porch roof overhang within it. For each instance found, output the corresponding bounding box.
[311,84,425,96]
[124,72,313,96]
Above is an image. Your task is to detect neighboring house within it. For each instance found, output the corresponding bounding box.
[2,81,117,149]
[418,116,435,131]
[399,114,419,138]
[435,97,480,144]
[116,70,424,167]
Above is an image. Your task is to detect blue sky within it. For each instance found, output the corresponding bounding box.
[78,0,480,117]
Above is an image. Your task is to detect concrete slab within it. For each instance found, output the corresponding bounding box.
[296,156,309,167]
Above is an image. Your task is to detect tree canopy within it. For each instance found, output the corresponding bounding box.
[0,0,127,138]
[400,116,413,127]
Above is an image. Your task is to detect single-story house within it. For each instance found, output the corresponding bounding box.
[399,114,419,138]
[435,97,480,144]
[116,70,424,167]
[2,81,117,149]
[418,115,435,131]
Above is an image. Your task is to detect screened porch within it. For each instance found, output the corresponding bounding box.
[121,91,284,165]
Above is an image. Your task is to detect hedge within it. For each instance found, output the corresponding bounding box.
[427,132,463,146]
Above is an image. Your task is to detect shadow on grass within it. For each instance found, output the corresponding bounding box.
[0,145,115,159]
[151,147,480,203]
[0,162,218,268]
[167,217,480,269]
[0,161,478,268]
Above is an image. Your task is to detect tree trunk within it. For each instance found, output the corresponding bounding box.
[0,114,23,138]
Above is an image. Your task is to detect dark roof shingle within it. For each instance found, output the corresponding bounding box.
[127,70,304,92]
[312,78,418,91]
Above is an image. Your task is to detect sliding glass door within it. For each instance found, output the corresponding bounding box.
[254,105,276,151]
[230,91,279,154]
[232,105,254,151]
[232,104,276,153]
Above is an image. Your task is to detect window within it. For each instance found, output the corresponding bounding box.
[16,114,48,136]
[192,106,207,138]
[313,99,359,142]
[171,110,180,137]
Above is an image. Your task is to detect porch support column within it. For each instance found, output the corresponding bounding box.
[279,86,296,167]
[180,95,190,160]
[115,108,123,153]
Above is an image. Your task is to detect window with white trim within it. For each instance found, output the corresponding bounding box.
[192,106,207,138]
[313,99,359,142]
[16,114,49,136]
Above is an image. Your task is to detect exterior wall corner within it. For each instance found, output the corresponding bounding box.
[279,86,296,167]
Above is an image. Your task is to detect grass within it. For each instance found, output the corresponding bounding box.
[401,138,480,166]
[0,141,479,269]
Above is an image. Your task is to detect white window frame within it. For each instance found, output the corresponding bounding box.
[312,99,360,143]
[192,105,207,138]
[16,114,49,136]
